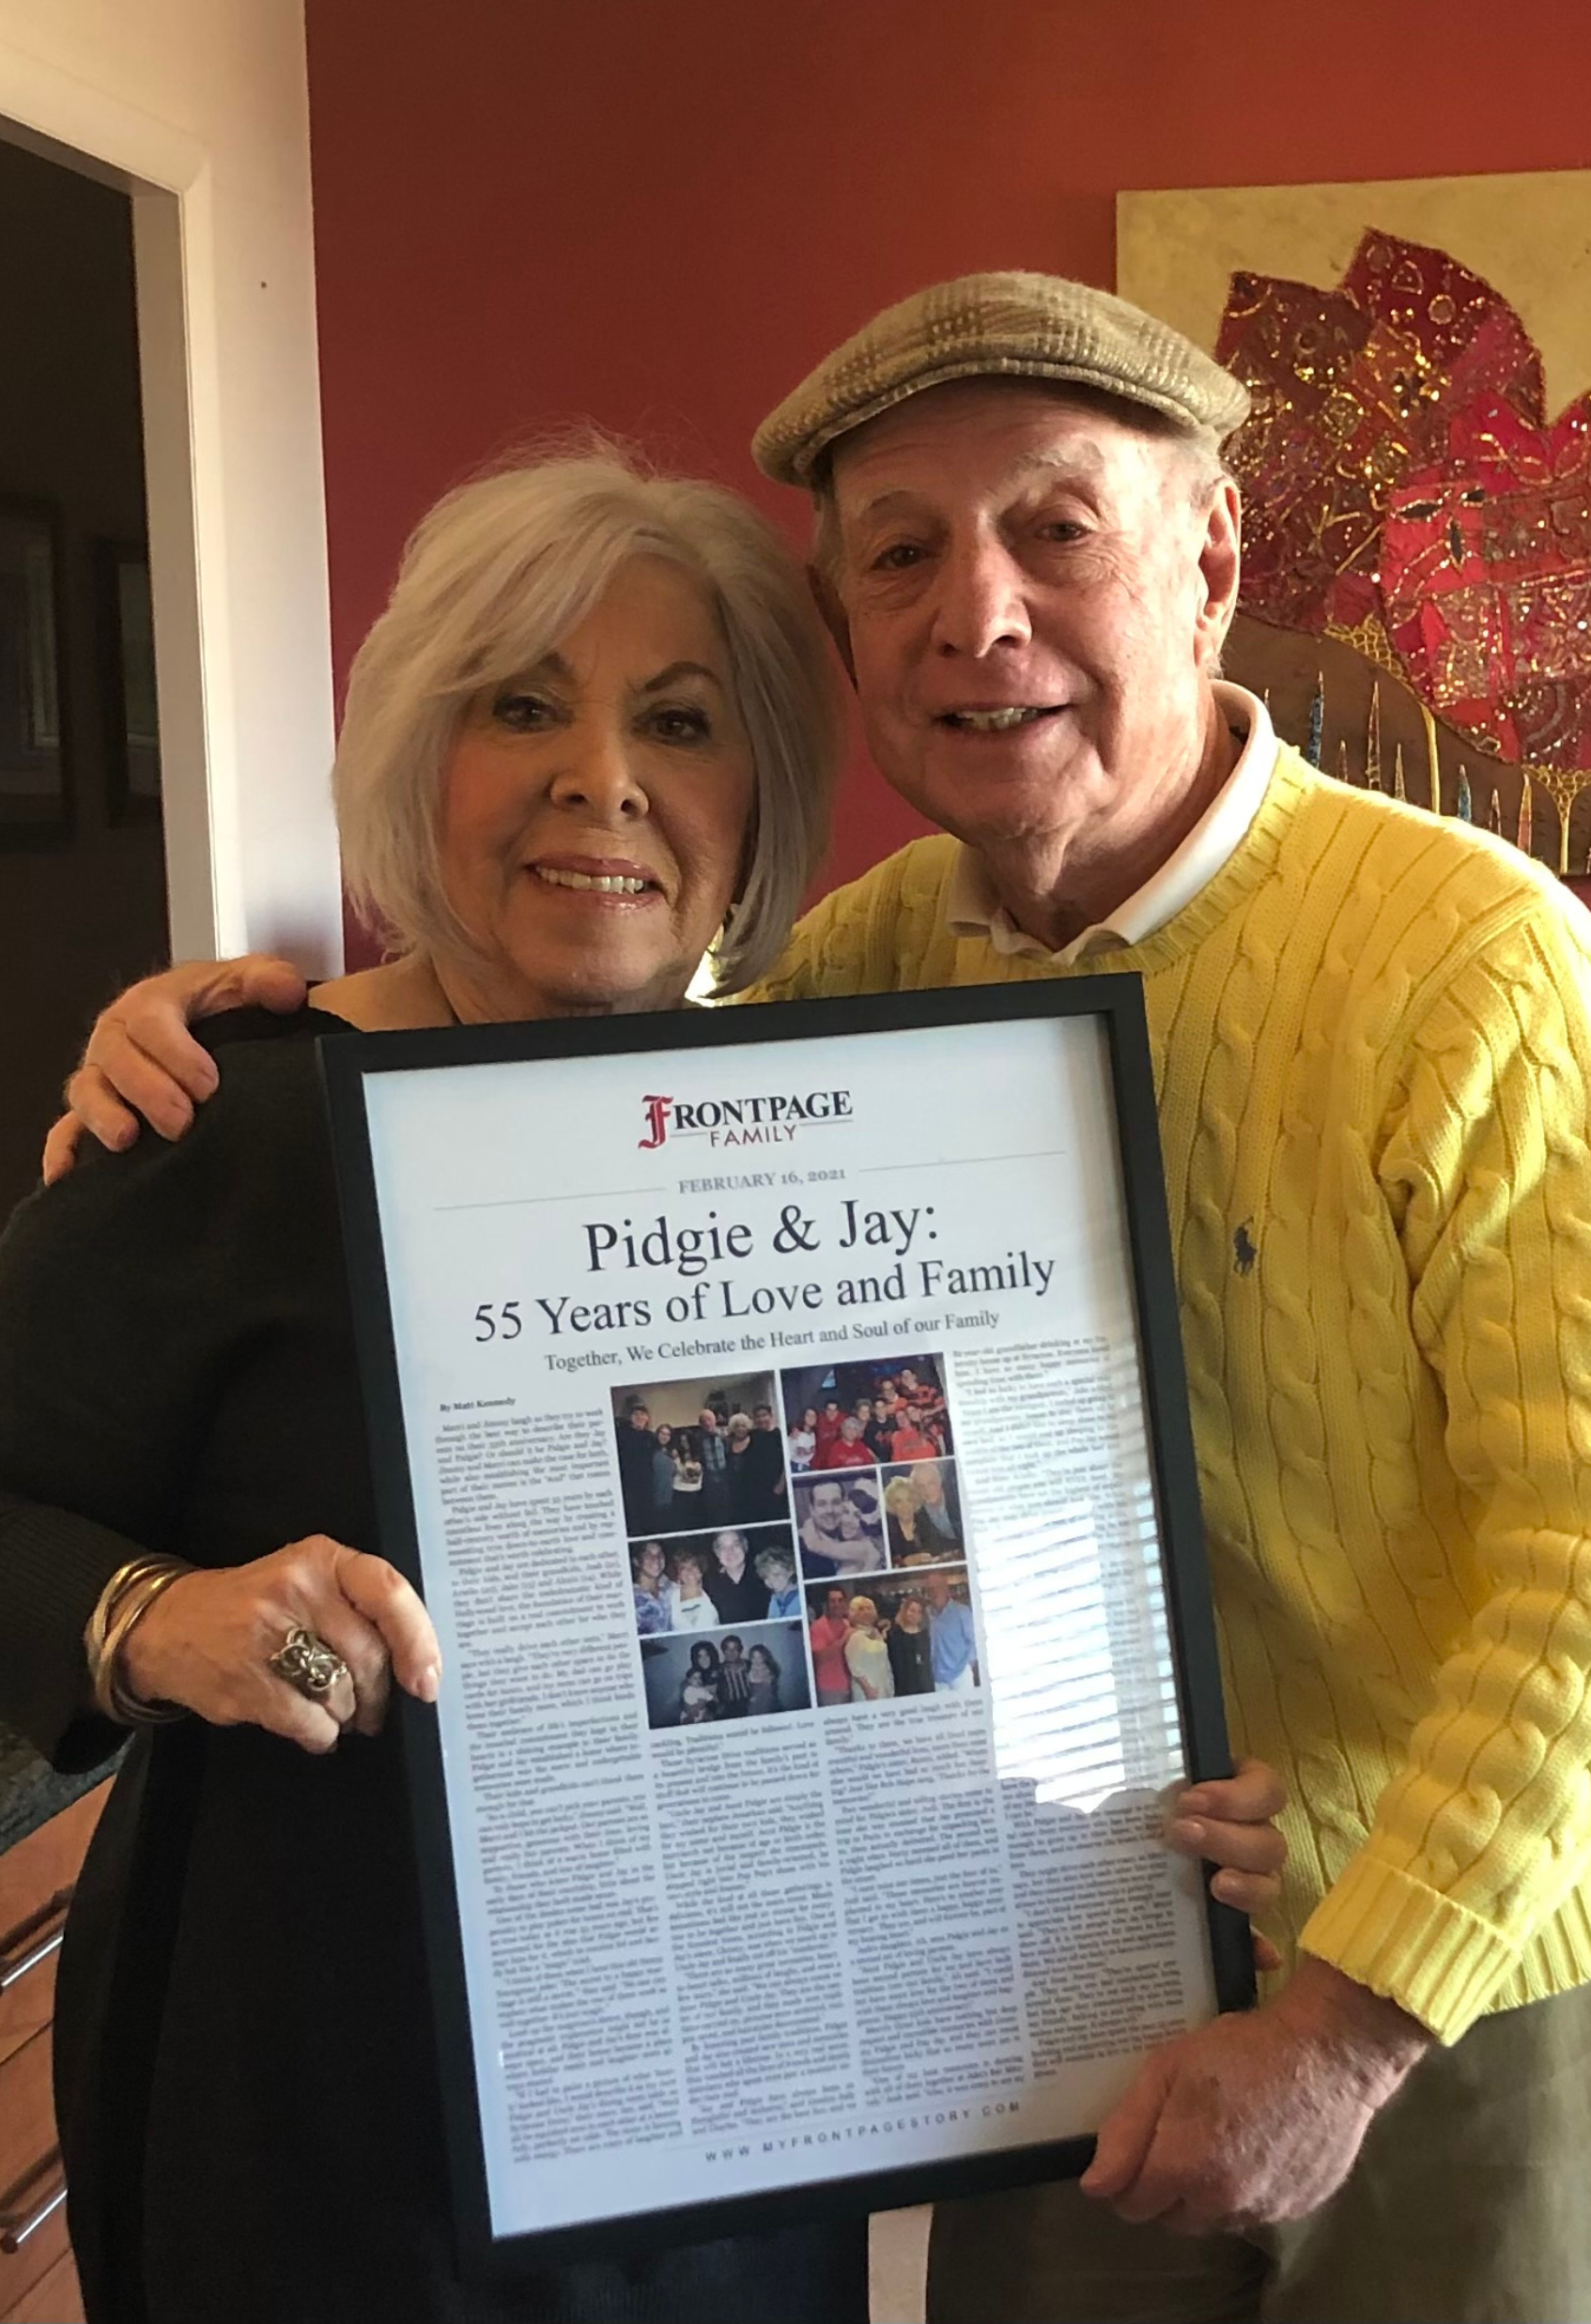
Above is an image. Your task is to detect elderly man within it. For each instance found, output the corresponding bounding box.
[923,1567,978,1695]
[46,272,1591,2321]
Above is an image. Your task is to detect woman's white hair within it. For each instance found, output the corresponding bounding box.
[334,436,841,994]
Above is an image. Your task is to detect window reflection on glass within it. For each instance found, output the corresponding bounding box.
[977,1356,1184,1815]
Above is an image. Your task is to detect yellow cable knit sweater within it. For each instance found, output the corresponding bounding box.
[748,745,1591,2042]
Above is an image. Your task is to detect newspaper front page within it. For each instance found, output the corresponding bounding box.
[356,1010,1219,2242]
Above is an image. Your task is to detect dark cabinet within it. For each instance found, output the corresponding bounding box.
[0,1782,108,2324]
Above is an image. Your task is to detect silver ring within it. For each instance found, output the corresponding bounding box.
[269,1625,351,1701]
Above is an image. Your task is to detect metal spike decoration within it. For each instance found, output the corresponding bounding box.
[1365,683,1382,792]
[1487,788,1503,834]
[1393,744,1407,802]
[1517,774,1534,858]
[1419,700,1443,813]
[1305,674,1324,768]
[1337,737,1352,786]
[1536,766,1591,875]
[1457,764,1473,822]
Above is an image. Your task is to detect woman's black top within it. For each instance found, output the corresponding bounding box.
[0,1009,864,2324]
[887,1516,924,1565]
[887,1623,936,1698]
[730,1430,786,1526]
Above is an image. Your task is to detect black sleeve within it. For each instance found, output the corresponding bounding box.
[0,1069,278,1769]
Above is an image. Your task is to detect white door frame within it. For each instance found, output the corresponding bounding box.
[0,25,341,967]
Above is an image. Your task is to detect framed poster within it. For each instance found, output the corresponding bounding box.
[0,495,70,844]
[321,977,1252,2275]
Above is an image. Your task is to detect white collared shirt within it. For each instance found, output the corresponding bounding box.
[943,683,1278,963]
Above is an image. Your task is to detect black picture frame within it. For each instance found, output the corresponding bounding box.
[96,537,161,824]
[0,492,71,846]
[319,977,1254,2280]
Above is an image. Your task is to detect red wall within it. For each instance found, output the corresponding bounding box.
[304,0,1591,932]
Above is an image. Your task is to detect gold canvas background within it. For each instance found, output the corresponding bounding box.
[1116,169,1591,422]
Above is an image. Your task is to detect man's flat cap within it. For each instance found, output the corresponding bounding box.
[751,269,1251,486]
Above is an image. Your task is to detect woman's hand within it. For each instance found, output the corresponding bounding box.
[1166,1758,1289,1973]
[119,1534,440,1754]
[41,954,307,1183]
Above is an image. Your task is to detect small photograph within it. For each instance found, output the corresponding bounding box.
[881,1458,965,1565]
[629,1523,802,1636]
[794,1470,885,1580]
[806,1568,980,1709]
[611,1370,787,1537]
[641,1620,811,1729]
[780,1350,953,1469]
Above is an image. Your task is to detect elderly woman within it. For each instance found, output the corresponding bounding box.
[753,1543,801,1619]
[0,448,849,2324]
[730,1407,787,1524]
[884,1472,932,1564]
[668,1547,719,1632]
[842,1596,894,1704]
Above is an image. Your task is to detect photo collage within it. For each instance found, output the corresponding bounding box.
[612,1351,978,1727]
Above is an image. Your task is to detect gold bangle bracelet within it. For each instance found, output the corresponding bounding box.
[84,1554,176,1674]
[87,1559,193,1726]
[96,1564,191,1725]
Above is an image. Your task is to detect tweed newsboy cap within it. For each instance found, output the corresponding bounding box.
[751,269,1251,485]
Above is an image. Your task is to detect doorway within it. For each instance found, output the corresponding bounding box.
[0,134,168,1216]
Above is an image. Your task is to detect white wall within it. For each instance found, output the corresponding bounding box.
[0,0,340,968]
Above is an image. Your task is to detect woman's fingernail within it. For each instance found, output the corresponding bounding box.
[416,1664,440,1703]
[1171,1817,1205,1846]
[1180,1791,1210,1817]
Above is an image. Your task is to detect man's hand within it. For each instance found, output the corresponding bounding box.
[1166,1758,1287,1972]
[42,954,306,1183]
[1082,1955,1432,2236]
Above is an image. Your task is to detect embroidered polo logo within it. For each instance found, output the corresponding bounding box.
[1233,1221,1259,1276]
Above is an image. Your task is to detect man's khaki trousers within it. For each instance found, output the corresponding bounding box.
[927,1985,1591,2324]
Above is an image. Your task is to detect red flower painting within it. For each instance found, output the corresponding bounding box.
[1217,229,1591,772]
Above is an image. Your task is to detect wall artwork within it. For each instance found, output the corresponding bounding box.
[1118,171,1591,881]
[0,494,70,844]
[98,540,162,823]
